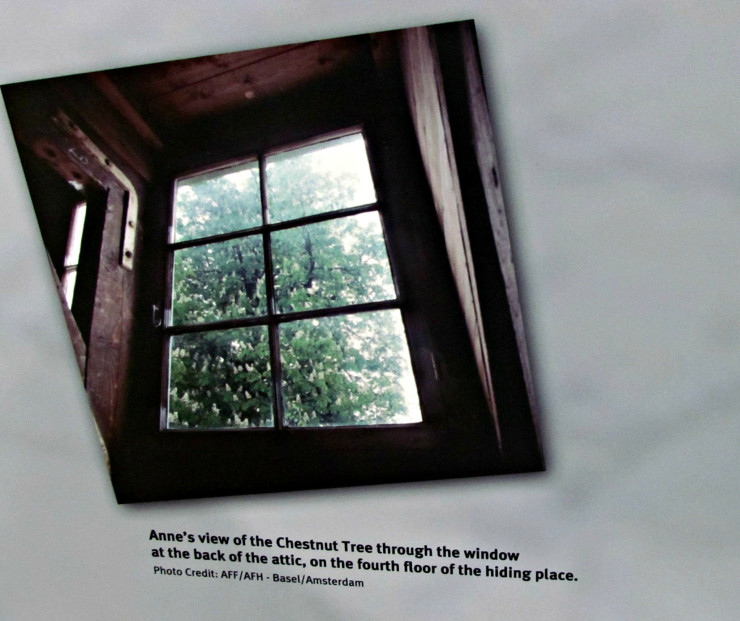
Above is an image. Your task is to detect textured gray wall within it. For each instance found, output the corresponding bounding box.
[1,2,737,619]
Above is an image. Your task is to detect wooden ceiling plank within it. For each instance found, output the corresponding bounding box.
[111,45,302,97]
[145,39,364,123]
[89,72,164,150]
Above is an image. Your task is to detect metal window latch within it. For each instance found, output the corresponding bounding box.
[152,304,162,328]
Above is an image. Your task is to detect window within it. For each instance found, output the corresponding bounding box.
[165,131,422,429]
[60,200,87,306]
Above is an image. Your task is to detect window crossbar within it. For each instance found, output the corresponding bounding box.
[164,298,402,336]
[168,202,380,252]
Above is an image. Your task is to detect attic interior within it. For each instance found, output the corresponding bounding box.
[2,22,542,502]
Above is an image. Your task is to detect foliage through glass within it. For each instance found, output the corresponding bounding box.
[166,131,422,429]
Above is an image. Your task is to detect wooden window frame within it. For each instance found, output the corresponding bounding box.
[161,128,424,431]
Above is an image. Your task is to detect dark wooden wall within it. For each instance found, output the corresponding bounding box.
[3,76,152,445]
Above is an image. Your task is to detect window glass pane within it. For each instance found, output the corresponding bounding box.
[272,212,396,313]
[61,201,87,306]
[61,269,78,306]
[280,310,422,427]
[168,327,273,429]
[172,236,266,325]
[266,133,376,223]
[64,201,87,268]
[174,161,261,242]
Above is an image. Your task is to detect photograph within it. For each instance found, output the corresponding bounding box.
[1,20,542,502]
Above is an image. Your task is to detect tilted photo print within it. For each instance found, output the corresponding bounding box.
[2,20,542,502]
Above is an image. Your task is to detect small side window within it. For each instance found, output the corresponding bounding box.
[60,200,88,306]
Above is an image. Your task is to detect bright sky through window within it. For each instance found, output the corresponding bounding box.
[61,201,87,306]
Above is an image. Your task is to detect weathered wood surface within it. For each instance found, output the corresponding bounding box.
[457,24,540,443]
[53,76,156,182]
[46,253,87,377]
[400,26,501,447]
[83,184,134,441]
[89,72,164,151]
[107,38,368,126]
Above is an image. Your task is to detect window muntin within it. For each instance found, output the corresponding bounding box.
[165,131,422,429]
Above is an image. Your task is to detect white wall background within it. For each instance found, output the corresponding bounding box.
[1,1,737,619]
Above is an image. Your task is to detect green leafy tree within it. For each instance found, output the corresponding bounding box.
[167,140,420,429]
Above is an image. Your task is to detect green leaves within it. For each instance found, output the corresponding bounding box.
[172,237,266,325]
[280,311,419,426]
[272,212,396,313]
[174,162,261,242]
[168,327,273,428]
